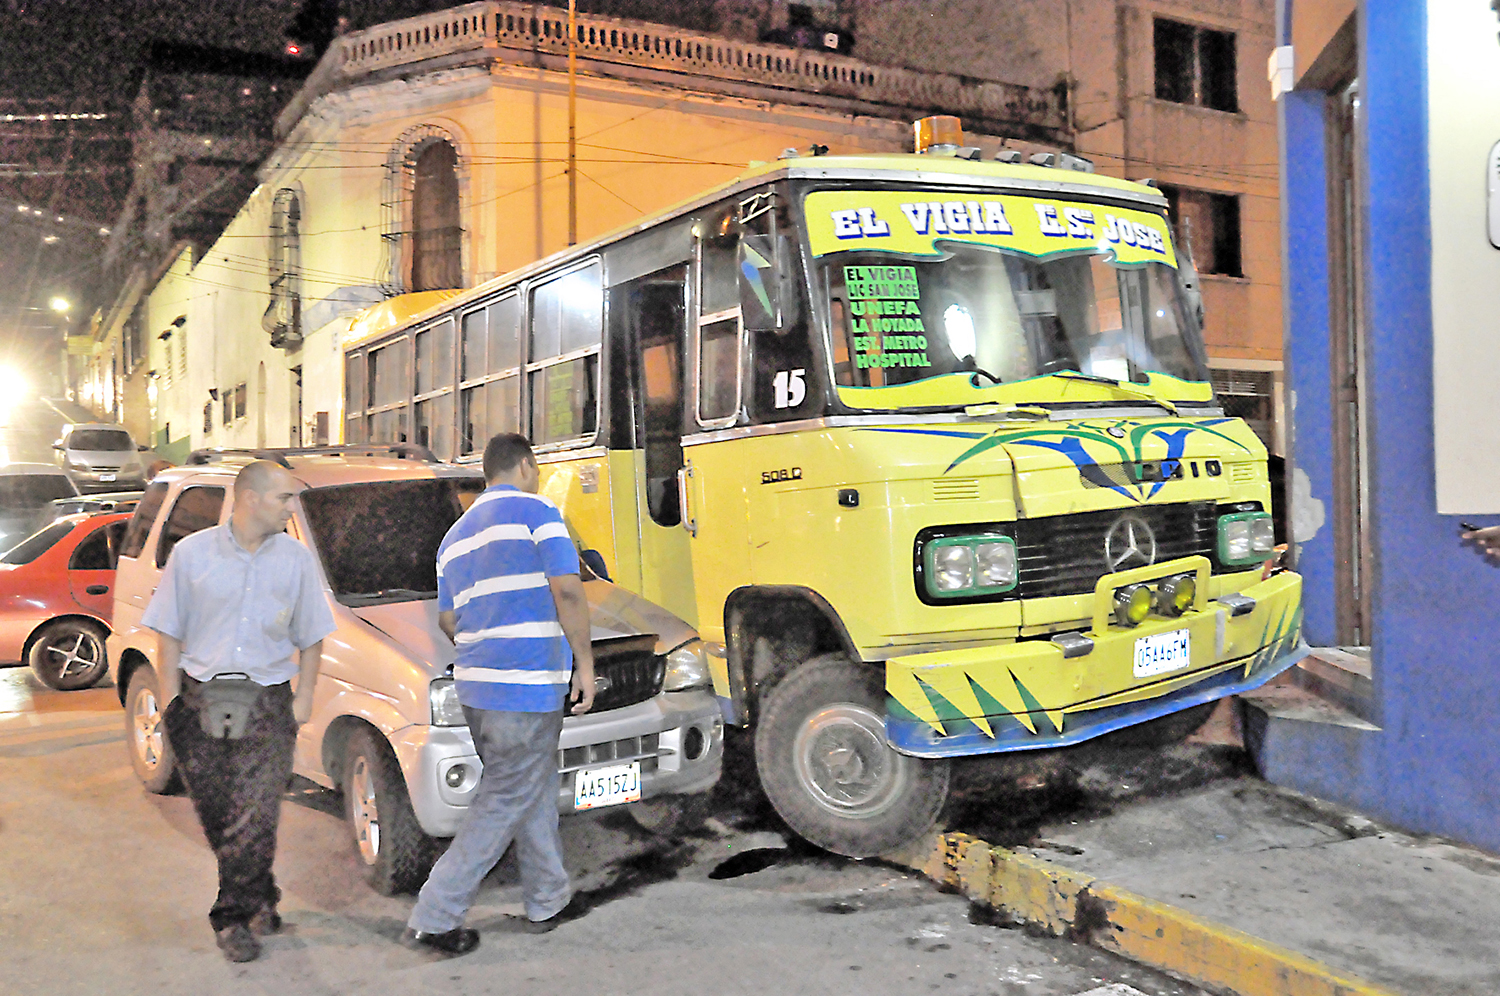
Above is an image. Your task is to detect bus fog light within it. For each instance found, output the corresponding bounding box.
[445,764,470,788]
[1114,584,1152,627]
[1155,575,1196,617]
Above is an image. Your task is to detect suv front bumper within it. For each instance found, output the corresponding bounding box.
[390,689,724,838]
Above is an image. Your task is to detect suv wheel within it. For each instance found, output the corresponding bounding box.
[125,667,180,793]
[29,619,108,691]
[342,727,438,895]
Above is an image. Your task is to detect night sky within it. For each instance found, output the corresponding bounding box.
[0,1,719,381]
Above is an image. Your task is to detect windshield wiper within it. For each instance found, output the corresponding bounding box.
[341,587,437,605]
[1048,372,1179,416]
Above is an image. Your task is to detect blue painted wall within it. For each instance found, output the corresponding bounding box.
[1280,89,1338,648]
[1274,0,1500,852]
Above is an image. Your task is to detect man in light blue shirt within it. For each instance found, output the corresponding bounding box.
[143,460,335,963]
[402,433,595,957]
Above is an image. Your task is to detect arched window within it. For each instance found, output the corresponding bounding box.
[263,188,302,349]
[381,126,466,294]
[411,141,461,291]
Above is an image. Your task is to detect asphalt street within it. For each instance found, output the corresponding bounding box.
[0,664,1223,996]
[0,400,1224,994]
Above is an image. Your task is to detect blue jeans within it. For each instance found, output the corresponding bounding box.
[407,707,570,932]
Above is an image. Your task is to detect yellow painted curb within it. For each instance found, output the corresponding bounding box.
[886,832,1400,996]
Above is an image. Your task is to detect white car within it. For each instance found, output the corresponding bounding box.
[107,446,724,894]
[53,423,148,493]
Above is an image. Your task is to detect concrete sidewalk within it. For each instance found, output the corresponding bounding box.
[897,765,1500,996]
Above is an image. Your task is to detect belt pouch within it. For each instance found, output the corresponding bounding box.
[195,677,264,739]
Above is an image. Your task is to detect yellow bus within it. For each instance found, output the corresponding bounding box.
[341,126,1304,857]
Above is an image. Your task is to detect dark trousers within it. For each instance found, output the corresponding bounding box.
[164,677,297,931]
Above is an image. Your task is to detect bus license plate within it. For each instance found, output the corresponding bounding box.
[1134,629,1191,677]
[574,761,641,811]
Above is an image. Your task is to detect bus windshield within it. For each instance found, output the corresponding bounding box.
[803,188,1209,406]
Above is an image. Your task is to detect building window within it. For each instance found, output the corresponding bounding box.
[1161,186,1243,277]
[1154,18,1238,113]
[412,143,461,291]
[222,390,233,426]
[203,401,213,434]
[381,125,465,295]
[264,188,302,349]
[1211,369,1275,450]
[234,382,248,420]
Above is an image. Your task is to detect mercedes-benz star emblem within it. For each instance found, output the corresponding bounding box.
[1104,514,1158,571]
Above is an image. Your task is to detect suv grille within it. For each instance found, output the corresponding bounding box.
[1013,502,1219,599]
[590,650,665,713]
[558,733,661,773]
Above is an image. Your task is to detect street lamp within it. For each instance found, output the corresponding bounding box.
[49,296,70,314]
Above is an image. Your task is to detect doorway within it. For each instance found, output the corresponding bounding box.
[1326,76,1373,646]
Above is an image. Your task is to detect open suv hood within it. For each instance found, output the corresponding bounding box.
[349,578,697,667]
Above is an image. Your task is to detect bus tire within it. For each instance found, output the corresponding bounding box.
[754,654,949,858]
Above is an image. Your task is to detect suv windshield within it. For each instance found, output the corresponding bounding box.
[301,478,485,605]
[67,429,133,451]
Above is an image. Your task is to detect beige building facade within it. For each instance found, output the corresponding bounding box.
[82,0,1281,457]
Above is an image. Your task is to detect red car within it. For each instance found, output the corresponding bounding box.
[0,511,131,690]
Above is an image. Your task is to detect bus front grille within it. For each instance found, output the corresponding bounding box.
[1013,502,1220,599]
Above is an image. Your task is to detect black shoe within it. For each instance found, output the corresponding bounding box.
[216,924,261,963]
[401,926,479,956]
[517,896,588,934]
[248,905,282,936]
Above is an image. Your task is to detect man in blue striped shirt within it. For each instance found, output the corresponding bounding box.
[402,434,595,956]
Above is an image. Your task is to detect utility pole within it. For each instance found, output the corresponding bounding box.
[567,0,578,246]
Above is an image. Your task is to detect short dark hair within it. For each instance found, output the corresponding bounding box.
[483,433,535,481]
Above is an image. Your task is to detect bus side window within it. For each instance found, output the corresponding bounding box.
[528,262,602,446]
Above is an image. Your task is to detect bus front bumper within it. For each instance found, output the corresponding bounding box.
[884,566,1305,758]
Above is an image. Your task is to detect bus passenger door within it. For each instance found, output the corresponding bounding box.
[614,264,699,625]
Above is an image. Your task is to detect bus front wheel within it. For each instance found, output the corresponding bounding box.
[754,654,949,858]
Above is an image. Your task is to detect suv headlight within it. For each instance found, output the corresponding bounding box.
[429,677,466,726]
[923,535,1018,598]
[663,639,710,692]
[1218,511,1275,567]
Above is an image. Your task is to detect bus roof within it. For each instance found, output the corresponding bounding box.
[344,151,1169,348]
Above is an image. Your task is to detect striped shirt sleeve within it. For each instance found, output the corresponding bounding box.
[532,500,580,578]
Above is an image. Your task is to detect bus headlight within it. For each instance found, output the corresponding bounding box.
[1218,511,1275,567]
[924,535,1017,598]
[663,640,711,691]
[429,677,465,726]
